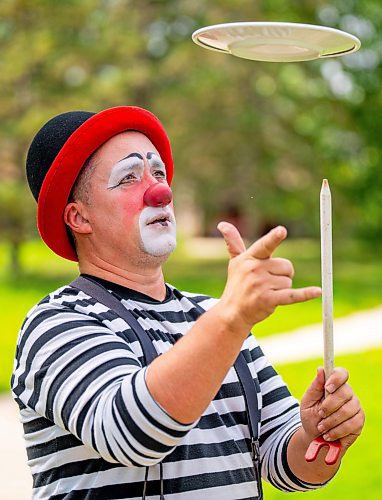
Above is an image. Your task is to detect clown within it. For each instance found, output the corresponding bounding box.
[12,106,364,499]
[63,131,177,274]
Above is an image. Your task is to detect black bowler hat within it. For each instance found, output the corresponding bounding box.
[26,106,174,261]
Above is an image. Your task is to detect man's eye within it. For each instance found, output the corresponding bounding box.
[119,173,138,184]
[108,170,142,190]
[153,170,166,179]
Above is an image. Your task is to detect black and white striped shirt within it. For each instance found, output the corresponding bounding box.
[12,277,322,499]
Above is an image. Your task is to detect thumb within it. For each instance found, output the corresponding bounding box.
[217,221,246,258]
[247,225,287,260]
[301,367,325,408]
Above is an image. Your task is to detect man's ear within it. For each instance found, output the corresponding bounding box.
[64,202,92,235]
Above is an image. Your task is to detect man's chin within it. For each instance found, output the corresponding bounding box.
[140,235,177,259]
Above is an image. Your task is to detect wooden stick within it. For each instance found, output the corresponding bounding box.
[305,179,342,465]
[320,179,334,397]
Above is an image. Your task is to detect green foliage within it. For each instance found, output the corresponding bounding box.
[0,182,34,239]
[0,0,382,245]
[0,182,36,272]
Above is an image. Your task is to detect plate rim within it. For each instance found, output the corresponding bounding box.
[192,21,361,58]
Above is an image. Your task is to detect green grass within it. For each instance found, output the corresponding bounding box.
[165,236,382,337]
[263,349,382,499]
[1,239,381,497]
[1,241,79,392]
[2,236,382,393]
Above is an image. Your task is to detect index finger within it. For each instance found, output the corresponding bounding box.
[247,226,287,259]
[325,368,349,394]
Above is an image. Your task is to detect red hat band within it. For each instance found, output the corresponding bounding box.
[35,106,174,261]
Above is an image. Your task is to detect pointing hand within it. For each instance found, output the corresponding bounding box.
[217,222,321,332]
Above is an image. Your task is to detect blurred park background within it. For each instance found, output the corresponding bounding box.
[1,0,382,498]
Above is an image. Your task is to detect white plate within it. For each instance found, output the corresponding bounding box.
[192,22,361,62]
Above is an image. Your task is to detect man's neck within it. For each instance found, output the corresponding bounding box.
[79,260,167,301]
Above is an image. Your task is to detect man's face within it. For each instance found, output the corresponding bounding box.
[79,131,176,266]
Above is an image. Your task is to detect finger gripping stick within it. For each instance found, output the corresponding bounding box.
[305,436,341,466]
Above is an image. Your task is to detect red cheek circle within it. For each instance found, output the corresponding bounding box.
[116,188,145,219]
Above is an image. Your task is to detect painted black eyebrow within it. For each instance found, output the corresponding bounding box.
[146,151,162,160]
[116,152,144,163]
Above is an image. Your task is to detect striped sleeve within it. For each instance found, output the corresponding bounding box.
[12,301,197,468]
[245,334,326,492]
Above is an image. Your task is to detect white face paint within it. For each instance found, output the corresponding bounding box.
[139,205,177,257]
[107,149,175,257]
[147,152,167,181]
[107,154,145,189]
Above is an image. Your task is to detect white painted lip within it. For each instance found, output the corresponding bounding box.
[146,212,171,225]
[139,205,177,257]
[140,206,176,228]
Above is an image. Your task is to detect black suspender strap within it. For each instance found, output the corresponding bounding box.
[71,276,260,439]
[235,350,262,497]
[234,352,260,442]
[70,276,158,364]
[188,296,263,499]
[70,275,262,498]
[188,297,260,442]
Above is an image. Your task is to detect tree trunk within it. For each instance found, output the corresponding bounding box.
[9,240,21,276]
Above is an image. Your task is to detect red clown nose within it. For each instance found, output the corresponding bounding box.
[143,183,173,207]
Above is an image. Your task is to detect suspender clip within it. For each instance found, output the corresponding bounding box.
[251,437,263,500]
[251,437,260,462]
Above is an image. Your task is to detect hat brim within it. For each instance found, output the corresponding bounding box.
[37,106,174,261]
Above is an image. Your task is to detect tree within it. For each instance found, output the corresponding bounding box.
[0,182,35,274]
[0,0,381,262]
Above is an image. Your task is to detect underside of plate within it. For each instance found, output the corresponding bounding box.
[192,22,361,62]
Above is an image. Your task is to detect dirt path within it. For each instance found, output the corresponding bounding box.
[0,394,31,499]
